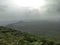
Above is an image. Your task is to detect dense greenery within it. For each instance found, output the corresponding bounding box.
[0,26,60,45]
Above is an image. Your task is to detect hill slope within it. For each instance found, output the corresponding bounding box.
[0,26,60,45]
[7,21,60,41]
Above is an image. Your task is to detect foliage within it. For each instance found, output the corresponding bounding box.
[0,26,60,45]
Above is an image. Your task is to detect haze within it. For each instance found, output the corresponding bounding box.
[0,0,60,25]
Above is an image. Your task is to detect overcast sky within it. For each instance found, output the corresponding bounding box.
[0,0,60,21]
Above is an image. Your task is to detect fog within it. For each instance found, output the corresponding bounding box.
[0,0,60,25]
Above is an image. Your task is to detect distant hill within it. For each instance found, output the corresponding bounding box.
[0,20,19,26]
[7,20,60,41]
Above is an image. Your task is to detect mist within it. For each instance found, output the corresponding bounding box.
[0,0,60,25]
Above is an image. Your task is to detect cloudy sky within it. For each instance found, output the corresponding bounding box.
[0,0,60,21]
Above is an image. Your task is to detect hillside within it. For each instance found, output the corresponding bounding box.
[0,26,60,45]
[7,21,60,41]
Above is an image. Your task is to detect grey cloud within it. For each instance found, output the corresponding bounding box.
[0,0,60,22]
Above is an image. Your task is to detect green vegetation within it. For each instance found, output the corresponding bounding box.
[0,26,60,45]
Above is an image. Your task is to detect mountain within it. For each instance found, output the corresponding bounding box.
[0,20,19,26]
[7,20,60,42]
[0,26,60,45]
